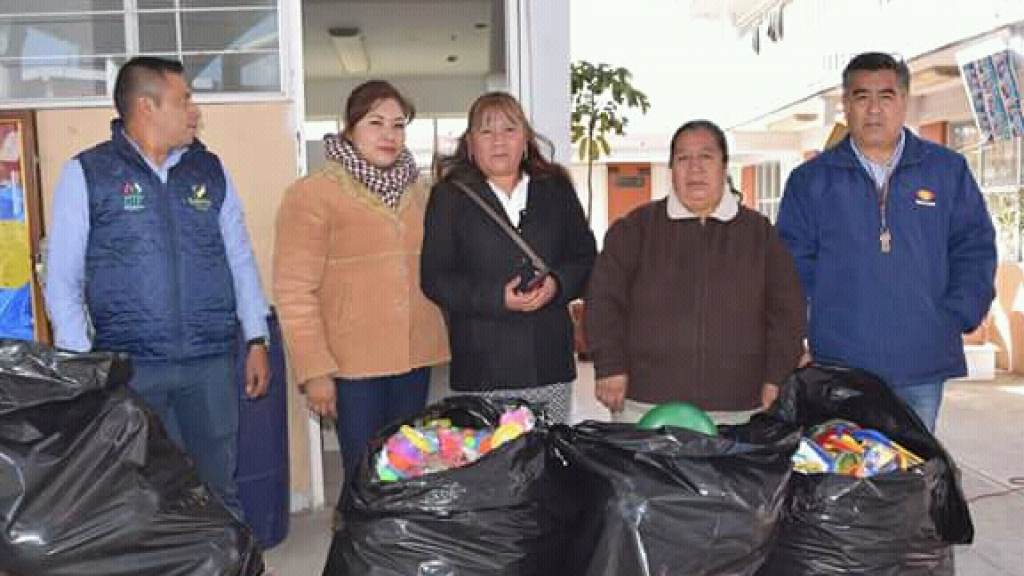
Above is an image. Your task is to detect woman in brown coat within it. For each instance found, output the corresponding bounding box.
[587,120,806,425]
[274,81,449,508]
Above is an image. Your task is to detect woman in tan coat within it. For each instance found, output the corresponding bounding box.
[274,81,449,509]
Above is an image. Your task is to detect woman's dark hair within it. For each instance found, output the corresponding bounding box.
[433,91,570,183]
[341,80,415,140]
[668,119,729,166]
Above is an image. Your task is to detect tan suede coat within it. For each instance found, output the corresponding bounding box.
[273,163,450,385]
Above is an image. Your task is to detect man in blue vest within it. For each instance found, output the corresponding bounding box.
[777,52,997,432]
[45,56,271,517]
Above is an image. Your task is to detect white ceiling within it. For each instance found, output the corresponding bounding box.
[302,0,497,79]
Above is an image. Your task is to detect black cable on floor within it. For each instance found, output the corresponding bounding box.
[966,476,1024,503]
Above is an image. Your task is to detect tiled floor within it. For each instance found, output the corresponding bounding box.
[265,364,1024,575]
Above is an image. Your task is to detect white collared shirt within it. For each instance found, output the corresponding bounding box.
[487,174,531,227]
[666,185,740,222]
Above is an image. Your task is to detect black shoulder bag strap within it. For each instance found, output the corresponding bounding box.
[448,180,551,275]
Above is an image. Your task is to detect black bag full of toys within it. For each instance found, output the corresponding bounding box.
[322,395,579,576]
[756,364,974,576]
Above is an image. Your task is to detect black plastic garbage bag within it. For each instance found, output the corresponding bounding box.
[549,417,801,576]
[756,364,973,576]
[322,395,578,576]
[0,340,263,576]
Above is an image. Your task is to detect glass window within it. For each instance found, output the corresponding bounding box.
[754,162,782,222]
[184,52,279,93]
[0,56,122,100]
[1,1,123,13]
[136,6,281,93]
[981,139,1018,188]
[0,14,126,58]
[138,13,178,54]
[435,117,467,156]
[304,120,339,142]
[405,118,436,168]
[181,0,276,6]
[0,2,283,103]
[0,14,125,100]
[947,121,980,151]
[180,10,278,53]
[983,188,1023,262]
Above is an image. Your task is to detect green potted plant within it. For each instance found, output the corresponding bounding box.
[569,61,649,359]
[570,60,651,221]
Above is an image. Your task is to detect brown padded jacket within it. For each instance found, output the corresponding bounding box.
[273,164,449,385]
[586,199,806,411]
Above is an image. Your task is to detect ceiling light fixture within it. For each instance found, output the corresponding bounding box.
[328,26,369,74]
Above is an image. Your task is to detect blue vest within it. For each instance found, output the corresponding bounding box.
[78,125,237,361]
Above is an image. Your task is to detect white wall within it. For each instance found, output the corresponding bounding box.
[722,0,1024,127]
[911,88,974,126]
[570,163,609,243]
[650,163,671,201]
[570,0,733,132]
[304,74,488,119]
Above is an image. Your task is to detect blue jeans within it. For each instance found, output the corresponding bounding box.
[335,367,430,507]
[892,380,945,433]
[131,354,242,518]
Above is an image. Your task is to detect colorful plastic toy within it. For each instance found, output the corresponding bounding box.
[792,420,924,477]
[373,406,538,482]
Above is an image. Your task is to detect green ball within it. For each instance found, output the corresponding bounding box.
[637,402,718,436]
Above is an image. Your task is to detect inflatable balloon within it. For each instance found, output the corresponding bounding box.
[637,402,718,436]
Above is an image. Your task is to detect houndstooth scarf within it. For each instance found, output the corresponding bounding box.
[324,135,419,210]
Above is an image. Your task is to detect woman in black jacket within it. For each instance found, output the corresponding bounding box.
[421,92,596,423]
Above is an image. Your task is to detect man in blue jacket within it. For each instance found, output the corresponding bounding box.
[44,57,271,516]
[777,52,997,431]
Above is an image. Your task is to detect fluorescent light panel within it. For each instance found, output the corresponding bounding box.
[329,27,369,74]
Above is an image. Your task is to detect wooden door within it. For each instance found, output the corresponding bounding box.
[0,111,49,343]
[607,163,651,225]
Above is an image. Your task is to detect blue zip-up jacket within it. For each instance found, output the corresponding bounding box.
[76,125,237,361]
[776,129,996,387]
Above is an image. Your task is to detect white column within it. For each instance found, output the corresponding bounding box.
[284,0,323,512]
[507,0,572,165]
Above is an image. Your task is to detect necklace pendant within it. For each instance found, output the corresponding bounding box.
[880,229,892,253]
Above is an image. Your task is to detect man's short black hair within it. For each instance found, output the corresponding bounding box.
[842,52,910,93]
[113,56,185,121]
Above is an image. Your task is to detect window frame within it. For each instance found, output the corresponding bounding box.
[0,1,290,110]
[754,161,783,222]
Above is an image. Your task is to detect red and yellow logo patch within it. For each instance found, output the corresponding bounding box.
[914,189,936,206]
